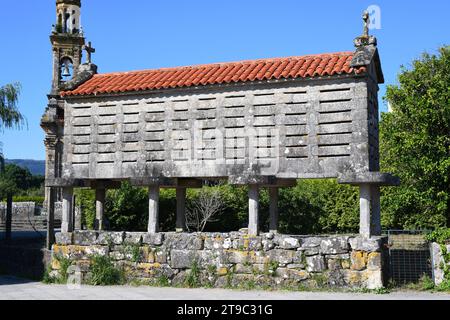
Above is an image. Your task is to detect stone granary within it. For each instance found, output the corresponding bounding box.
[41,0,399,247]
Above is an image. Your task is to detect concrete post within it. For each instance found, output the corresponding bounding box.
[61,187,73,233]
[148,185,160,234]
[359,184,371,238]
[269,187,279,233]
[370,185,381,236]
[176,188,186,232]
[46,187,55,249]
[248,185,260,236]
[95,188,105,231]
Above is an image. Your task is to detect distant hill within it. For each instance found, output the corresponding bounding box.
[5,159,45,176]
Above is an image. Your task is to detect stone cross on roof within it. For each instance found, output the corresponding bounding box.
[362,10,370,38]
[83,41,95,64]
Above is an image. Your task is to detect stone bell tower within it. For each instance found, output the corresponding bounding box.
[50,0,85,94]
[42,0,97,248]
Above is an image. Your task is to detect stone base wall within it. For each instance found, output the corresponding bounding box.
[51,231,387,289]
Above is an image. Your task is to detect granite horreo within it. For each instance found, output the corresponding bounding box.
[41,2,398,250]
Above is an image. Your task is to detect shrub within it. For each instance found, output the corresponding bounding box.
[89,255,125,286]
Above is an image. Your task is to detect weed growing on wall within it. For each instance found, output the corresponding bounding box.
[88,255,125,286]
[184,260,201,288]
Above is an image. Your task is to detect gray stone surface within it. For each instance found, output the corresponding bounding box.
[170,250,198,269]
[73,231,97,246]
[124,232,146,245]
[306,255,326,273]
[165,233,204,250]
[55,232,72,245]
[96,232,124,245]
[349,236,383,252]
[320,237,350,255]
[142,233,164,246]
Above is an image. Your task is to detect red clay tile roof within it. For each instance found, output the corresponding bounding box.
[61,51,365,97]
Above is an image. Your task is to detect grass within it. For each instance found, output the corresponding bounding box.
[184,260,201,288]
[42,255,73,284]
[88,255,126,286]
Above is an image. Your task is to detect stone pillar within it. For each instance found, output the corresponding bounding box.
[176,188,186,232]
[46,187,56,249]
[359,184,371,238]
[148,185,160,234]
[248,185,260,236]
[61,187,73,233]
[95,188,105,231]
[5,194,13,242]
[370,185,381,236]
[269,187,279,233]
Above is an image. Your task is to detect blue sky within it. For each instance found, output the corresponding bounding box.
[0,0,449,160]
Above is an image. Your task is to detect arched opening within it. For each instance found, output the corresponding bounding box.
[60,57,74,81]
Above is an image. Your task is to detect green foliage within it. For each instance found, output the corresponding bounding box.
[0,164,31,197]
[88,255,125,286]
[43,255,73,284]
[123,242,142,263]
[264,260,279,277]
[0,83,26,131]
[380,46,450,229]
[279,179,359,234]
[74,188,95,229]
[426,228,450,244]
[11,196,44,206]
[105,182,149,231]
[184,260,201,288]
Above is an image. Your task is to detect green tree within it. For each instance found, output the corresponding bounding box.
[380,46,450,229]
[0,164,29,241]
[0,83,26,166]
[0,82,25,241]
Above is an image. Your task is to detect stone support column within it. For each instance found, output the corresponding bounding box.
[269,187,279,233]
[176,188,186,232]
[95,188,105,231]
[61,187,73,233]
[359,184,372,238]
[148,185,160,234]
[248,185,260,236]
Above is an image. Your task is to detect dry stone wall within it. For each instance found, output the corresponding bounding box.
[51,231,387,289]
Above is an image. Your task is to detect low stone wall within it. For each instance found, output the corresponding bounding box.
[0,202,38,220]
[51,231,387,289]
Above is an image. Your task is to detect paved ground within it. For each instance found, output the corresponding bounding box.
[0,276,449,300]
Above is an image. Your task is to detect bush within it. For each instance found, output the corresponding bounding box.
[88,255,125,286]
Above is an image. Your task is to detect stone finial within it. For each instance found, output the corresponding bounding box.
[354,10,377,48]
